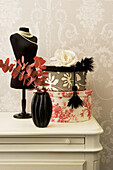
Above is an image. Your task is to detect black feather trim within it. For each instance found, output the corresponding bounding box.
[81,57,94,72]
[75,57,94,72]
[67,88,84,109]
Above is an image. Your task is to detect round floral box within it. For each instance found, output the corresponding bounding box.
[49,89,92,123]
[45,66,87,91]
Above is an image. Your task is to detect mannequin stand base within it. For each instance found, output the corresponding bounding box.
[13,113,32,119]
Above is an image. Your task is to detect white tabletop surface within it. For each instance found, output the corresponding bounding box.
[0,112,103,136]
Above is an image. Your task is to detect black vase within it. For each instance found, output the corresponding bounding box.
[31,91,52,128]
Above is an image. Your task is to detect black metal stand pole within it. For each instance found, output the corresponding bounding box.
[13,89,32,119]
[22,88,26,115]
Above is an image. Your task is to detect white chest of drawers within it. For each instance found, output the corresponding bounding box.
[0,112,103,170]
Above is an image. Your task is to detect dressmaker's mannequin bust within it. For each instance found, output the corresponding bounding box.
[10,27,38,118]
[10,27,38,89]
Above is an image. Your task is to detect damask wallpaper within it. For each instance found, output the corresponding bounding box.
[0,0,113,169]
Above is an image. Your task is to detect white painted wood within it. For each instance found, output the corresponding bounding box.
[0,161,86,170]
[0,112,103,170]
[0,152,85,161]
[0,112,103,136]
[85,135,103,151]
[93,160,99,170]
[0,144,85,152]
[0,137,85,144]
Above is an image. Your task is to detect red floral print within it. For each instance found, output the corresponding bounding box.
[50,90,92,123]
[49,92,54,97]
[62,92,72,97]
[81,96,91,119]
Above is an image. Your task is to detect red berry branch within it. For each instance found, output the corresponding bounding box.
[0,56,49,91]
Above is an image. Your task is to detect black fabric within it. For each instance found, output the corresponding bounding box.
[19,27,29,32]
[45,66,76,72]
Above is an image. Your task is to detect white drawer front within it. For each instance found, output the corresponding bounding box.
[0,161,86,170]
[0,137,85,145]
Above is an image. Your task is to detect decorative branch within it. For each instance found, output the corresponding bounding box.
[0,56,49,91]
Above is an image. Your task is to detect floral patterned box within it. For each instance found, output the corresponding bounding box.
[48,89,92,123]
[45,66,87,91]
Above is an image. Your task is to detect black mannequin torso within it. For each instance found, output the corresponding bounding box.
[10,27,38,89]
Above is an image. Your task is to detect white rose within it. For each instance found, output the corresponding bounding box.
[51,49,78,66]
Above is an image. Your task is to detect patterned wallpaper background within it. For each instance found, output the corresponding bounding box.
[0,0,113,169]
